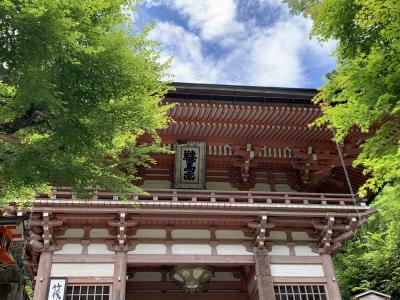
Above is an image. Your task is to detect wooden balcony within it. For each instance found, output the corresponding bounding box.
[37,188,366,208]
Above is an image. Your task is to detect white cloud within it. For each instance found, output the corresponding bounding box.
[172,0,244,40]
[246,20,305,86]
[148,22,220,82]
[142,0,166,7]
[144,0,244,41]
[145,1,336,87]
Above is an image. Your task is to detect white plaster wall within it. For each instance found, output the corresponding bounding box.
[294,245,319,256]
[87,244,114,255]
[249,183,271,192]
[54,244,82,255]
[215,230,249,240]
[51,263,114,277]
[59,229,84,238]
[172,244,211,255]
[267,231,287,240]
[216,245,252,256]
[172,229,210,239]
[90,229,113,238]
[270,264,324,277]
[131,272,162,282]
[275,184,297,192]
[130,229,166,239]
[292,232,314,241]
[140,180,170,189]
[269,245,290,256]
[206,182,238,191]
[128,244,166,255]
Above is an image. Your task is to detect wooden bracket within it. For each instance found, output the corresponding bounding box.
[28,211,63,252]
[108,213,137,250]
[248,215,275,249]
[314,215,360,254]
[231,144,261,189]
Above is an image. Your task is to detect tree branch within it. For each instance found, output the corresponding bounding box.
[0,108,51,134]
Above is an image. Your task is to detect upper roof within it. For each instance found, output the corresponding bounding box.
[149,82,368,194]
[166,82,318,105]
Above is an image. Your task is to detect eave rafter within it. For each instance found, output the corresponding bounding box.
[165,100,322,127]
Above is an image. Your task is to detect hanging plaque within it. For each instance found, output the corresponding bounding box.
[174,141,206,189]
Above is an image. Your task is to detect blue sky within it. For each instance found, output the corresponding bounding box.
[136,0,336,88]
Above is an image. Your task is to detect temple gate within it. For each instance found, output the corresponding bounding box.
[20,83,374,300]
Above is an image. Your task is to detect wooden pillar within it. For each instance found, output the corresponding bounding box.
[322,253,342,300]
[254,248,275,300]
[112,250,127,300]
[245,267,258,300]
[33,250,52,300]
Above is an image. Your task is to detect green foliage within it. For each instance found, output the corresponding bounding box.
[25,275,33,299]
[0,0,173,205]
[283,0,400,196]
[333,186,400,299]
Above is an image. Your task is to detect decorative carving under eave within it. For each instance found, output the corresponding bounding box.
[28,212,63,252]
[248,214,275,249]
[292,145,357,190]
[313,215,363,254]
[231,144,261,190]
[108,213,137,250]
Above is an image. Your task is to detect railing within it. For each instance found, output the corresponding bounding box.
[37,188,366,207]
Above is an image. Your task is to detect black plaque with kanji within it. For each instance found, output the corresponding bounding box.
[174,142,205,189]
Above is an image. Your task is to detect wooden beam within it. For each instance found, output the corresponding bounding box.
[127,254,254,265]
[126,281,243,291]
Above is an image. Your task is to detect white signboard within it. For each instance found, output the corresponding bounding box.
[47,278,67,300]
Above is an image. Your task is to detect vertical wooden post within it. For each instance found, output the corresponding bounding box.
[254,248,275,300]
[112,250,127,300]
[322,252,342,300]
[33,250,52,300]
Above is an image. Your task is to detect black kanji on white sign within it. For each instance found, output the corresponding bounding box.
[47,278,67,300]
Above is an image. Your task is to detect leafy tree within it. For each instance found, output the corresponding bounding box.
[0,0,172,206]
[284,0,400,196]
[283,0,400,297]
[333,186,400,299]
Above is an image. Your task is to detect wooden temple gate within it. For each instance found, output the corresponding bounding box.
[18,83,374,300]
